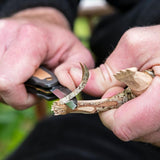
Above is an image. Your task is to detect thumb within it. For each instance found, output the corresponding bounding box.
[70,63,124,97]
[69,28,152,97]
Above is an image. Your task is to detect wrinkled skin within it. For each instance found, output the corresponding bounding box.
[0,7,94,109]
[70,25,160,146]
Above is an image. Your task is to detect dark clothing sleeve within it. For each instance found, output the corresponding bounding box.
[0,0,80,28]
[107,0,140,11]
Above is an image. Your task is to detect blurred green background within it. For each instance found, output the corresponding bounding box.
[0,104,36,160]
[0,17,91,160]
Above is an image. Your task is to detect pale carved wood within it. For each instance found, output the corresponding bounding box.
[114,67,153,96]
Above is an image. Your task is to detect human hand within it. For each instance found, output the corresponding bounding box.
[70,25,160,146]
[0,7,94,109]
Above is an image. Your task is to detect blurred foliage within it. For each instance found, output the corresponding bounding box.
[74,17,96,61]
[0,104,36,160]
[74,17,91,48]
[0,17,90,160]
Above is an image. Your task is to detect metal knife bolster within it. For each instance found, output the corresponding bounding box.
[50,86,77,109]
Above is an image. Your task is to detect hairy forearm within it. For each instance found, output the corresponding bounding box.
[11,7,70,29]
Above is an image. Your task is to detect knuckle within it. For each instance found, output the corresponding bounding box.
[13,104,28,110]
[18,23,43,40]
[113,125,134,141]
[18,23,47,61]
[0,19,8,29]
[121,28,144,51]
[7,97,30,110]
[19,23,38,34]
[0,77,11,92]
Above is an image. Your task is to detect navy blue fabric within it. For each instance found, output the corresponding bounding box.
[7,114,160,160]
[0,0,80,28]
[107,0,140,11]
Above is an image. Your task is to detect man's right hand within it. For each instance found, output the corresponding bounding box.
[0,7,94,109]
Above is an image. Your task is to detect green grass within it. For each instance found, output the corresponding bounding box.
[0,17,90,160]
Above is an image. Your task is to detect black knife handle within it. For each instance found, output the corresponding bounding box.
[26,86,57,100]
[26,66,58,88]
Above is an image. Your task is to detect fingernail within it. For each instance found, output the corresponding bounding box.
[70,67,82,79]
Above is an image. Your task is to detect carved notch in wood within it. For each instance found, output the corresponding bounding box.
[114,67,153,96]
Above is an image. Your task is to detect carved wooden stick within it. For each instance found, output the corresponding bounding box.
[114,67,154,96]
[52,88,135,115]
[51,67,154,115]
